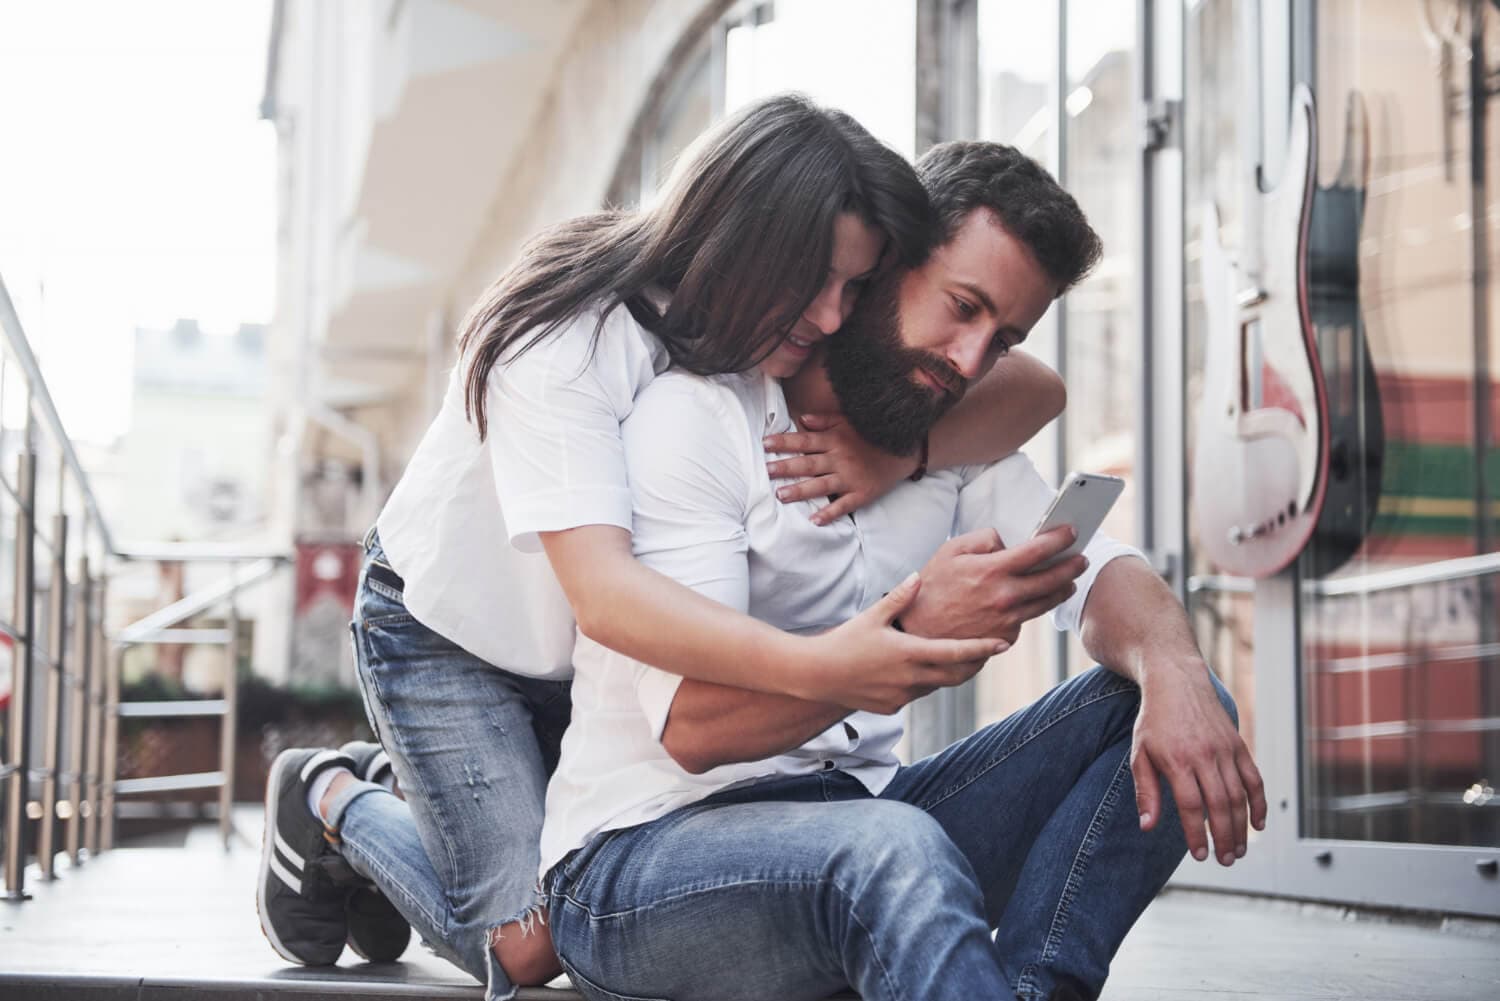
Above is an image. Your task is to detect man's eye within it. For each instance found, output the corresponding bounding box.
[952,297,976,319]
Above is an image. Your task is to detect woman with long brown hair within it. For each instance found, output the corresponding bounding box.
[258,94,1063,999]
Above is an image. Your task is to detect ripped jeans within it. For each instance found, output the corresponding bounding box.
[331,532,572,1001]
[547,666,1236,1001]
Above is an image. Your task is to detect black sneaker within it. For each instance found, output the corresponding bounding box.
[257,747,356,965]
[337,741,411,963]
[345,884,411,963]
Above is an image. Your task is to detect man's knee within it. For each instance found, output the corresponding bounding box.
[833,802,968,887]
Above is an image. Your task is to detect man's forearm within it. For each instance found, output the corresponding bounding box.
[1077,557,1210,689]
[1077,552,1267,864]
[661,679,850,774]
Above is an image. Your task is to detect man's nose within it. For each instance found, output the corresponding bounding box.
[803,287,843,336]
[948,333,991,381]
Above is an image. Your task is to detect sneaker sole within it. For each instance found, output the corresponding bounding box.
[257,750,326,966]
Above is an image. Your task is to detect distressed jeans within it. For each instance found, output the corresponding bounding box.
[547,666,1237,1001]
[331,532,572,1001]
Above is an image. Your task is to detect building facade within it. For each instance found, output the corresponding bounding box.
[264,0,1499,917]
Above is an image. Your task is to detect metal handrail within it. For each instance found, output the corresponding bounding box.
[0,276,117,557]
[1309,551,1500,597]
[1187,550,1500,598]
[115,558,283,646]
[0,268,287,901]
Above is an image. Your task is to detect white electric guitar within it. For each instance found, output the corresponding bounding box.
[1193,83,1330,578]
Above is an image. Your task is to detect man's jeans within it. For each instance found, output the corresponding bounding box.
[331,533,572,1001]
[547,666,1237,1001]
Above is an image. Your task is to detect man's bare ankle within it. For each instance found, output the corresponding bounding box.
[318,769,355,823]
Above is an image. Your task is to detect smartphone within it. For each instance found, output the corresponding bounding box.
[1028,472,1125,569]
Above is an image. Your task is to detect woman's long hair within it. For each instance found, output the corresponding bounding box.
[459,93,933,439]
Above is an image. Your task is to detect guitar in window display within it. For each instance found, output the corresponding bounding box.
[1193,83,1330,578]
[1301,92,1385,579]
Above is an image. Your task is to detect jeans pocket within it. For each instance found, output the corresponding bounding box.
[362,610,416,631]
[349,621,386,745]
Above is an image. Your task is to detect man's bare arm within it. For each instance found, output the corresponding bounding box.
[1076,558,1268,866]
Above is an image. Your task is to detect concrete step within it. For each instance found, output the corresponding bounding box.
[0,811,568,1000]
[3,813,1498,1000]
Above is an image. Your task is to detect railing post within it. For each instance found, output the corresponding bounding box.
[3,452,36,901]
[100,643,122,853]
[36,512,67,879]
[219,596,240,850]
[65,552,90,865]
[82,574,106,858]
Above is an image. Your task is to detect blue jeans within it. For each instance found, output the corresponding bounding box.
[547,666,1237,1001]
[330,532,572,1001]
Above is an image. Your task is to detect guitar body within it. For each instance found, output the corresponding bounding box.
[1304,93,1385,578]
[1193,84,1331,578]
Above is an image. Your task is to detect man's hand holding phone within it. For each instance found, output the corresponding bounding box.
[898,526,1088,646]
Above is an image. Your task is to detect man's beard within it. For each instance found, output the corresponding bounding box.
[824,276,964,456]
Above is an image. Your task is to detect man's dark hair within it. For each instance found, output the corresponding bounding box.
[915,141,1101,293]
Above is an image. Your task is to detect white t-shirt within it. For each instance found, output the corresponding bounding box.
[375,303,668,680]
[538,369,1145,874]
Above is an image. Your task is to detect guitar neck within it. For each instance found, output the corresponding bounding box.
[1237,0,1266,283]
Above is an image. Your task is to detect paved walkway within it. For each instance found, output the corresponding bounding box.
[2,813,1496,1000]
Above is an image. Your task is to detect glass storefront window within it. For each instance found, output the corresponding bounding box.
[1185,0,1499,851]
[723,0,917,158]
[972,0,1062,725]
[1297,0,1499,848]
[1062,0,1139,677]
[968,0,1141,709]
[607,43,713,208]
[1183,0,1259,770]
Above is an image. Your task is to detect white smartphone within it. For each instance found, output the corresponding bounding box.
[1028,472,1125,569]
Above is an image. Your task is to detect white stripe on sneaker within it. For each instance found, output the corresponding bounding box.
[300,748,344,782]
[365,750,391,783]
[274,828,305,871]
[270,853,302,895]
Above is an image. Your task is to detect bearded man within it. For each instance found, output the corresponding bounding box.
[538,141,1264,1001]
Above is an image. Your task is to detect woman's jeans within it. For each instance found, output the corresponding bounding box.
[331,531,572,1001]
[547,666,1238,1001]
